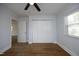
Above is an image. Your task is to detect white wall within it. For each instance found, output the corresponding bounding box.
[56,4,79,56]
[0,4,17,53]
[29,15,57,43]
[17,16,29,43]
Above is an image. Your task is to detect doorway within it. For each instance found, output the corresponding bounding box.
[11,20,18,45]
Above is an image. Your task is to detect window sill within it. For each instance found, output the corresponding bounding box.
[65,34,79,39]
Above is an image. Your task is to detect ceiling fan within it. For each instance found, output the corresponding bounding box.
[24,3,41,12]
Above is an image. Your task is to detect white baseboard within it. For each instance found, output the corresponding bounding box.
[0,52,3,54]
[32,41,57,44]
[28,41,57,44]
[18,41,27,43]
[0,45,11,54]
[28,42,32,44]
[57,42,77,56]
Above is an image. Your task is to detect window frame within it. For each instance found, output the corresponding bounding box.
[64,11,79,38]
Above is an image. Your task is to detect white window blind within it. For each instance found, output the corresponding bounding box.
[66,11,79,37]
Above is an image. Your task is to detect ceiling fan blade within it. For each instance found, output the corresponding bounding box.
[24,3,30,10]
[34,3,41,12]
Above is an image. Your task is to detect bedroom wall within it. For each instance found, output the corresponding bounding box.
[56,4,79,56]
[0,4,17,53]
[16,15,57,43]
[29,15,57,43]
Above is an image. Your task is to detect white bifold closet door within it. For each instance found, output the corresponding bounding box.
[31,20,56,43]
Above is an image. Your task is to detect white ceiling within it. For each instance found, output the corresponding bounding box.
[5,3,67,16]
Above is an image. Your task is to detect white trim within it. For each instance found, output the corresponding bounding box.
[28,41,57,44]
[18,41,27,43]
[32,42,56,43]
[28,42,32,44]
[53,41,57,44]
[0,52,3,54]
[57,42,77,56]
[0,45,11,54]
[30,41,57,44]
[66,34,79,39]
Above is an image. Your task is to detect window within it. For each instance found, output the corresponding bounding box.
[66,11,79,37]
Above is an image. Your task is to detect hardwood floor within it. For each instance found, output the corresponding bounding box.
[0,43,70,56]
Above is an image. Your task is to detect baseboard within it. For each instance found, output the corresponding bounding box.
[18,41,27,43]
[28,41,57,44]
[0,52,3,54]
[57,42,77,56]
[32,41,57,43]
[0,45,11,54]
[28,42,32,44]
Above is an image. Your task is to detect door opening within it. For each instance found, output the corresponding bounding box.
[11,20,18,46]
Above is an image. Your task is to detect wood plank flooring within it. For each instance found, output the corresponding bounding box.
[0,43,70,56]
